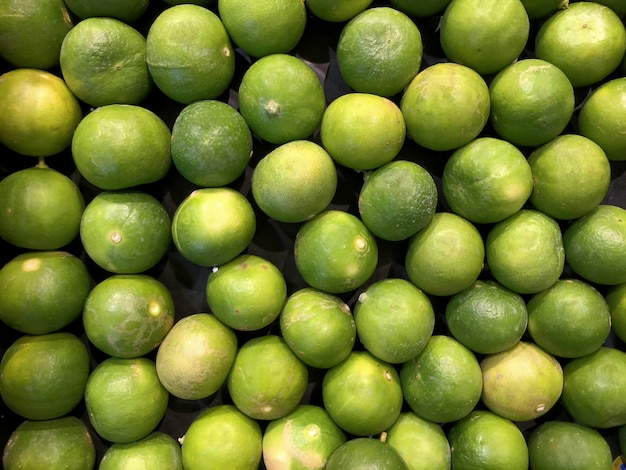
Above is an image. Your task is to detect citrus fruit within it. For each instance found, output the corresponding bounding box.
[485,209,565,294]
[146,4,235,104]
[481,341,564,422]
[320,92,406,170]
[82,274,175,358]
[405,212,485,297]
[447,410,529,469]
[217,0,306,58]
[0,68,82,157]
[591,0,626,16]
[535,1,626,87]
[62,0,149,23]
[336,7,423,97]
[354,278,435,364]
[322,350,403,436]
[206,254,287,331]
[606,283,626,343]
[440,0,530,75]
[400,62,490,151]
[84,356,169,443]
[0,251,91,335]
[163,0,214,5]
[527,279,612,358]
[527,421,613,470]
[400,335,483,423]
[171,100,253,187]
[305,0,373,22]
[358,160,438,241]
[562,205,626,285]
[0,332,90,420]
[520,0,568,19]
[99,432,183,470]
[2,416,96,470]
[227,335,308,420]
[156,313,237,400]
[180,405,262,470]
[385,412,451,470]
[71,104,171,190]
[578,77,626,161]
[59,17,152,107]
[172,187,256,267]
[326,438,409,470]
[237,53,326,144]
[0,0,73,69]
[488,58,575,147]
[294,210,378,294]
[442,137,533,224]
[528,134,611,220]
[279,287,356,369]
[445,280,528,355]
[560,346,626,428]
[262,404,347,470]
[390,0,453,17]
[80,190,171,274]
[251,140,338,223]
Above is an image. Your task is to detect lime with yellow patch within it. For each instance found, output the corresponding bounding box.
[326,438,409,470]
[63,0,149,23]
[100,432,183,470]
[606,283,626,343]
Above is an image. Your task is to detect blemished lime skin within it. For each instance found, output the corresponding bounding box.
[99,432,183,470]
[326,438,409,470]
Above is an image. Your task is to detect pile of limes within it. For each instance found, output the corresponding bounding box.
[1,0,626,468]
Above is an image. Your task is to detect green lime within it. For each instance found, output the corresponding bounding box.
[279,287,356,369]
[445,280,528,355]
[306,0,372,22]
[62,0,149,23]
[0,332,90,420]
[100,432,183,470]
[390,0,452,17]
[251,140,337,223]
[590,0,626,17]
[606,283,626,343]
[400,335,483,423]
[82,274,175,358]
[326,438,409,470]
[171,187,256,267]
[520,0,568,19]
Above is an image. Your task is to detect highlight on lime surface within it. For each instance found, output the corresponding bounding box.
[251,140,337,223]
[99,432,183,470]
[305,0,372,22]
[390,0,452,17]
[171,187,256,267]
[237,53,326,145]
[606,283,626,343]
[358,160,438,241]
[63,0,149,23]
[400,62,490,151]
[326,438,409,470]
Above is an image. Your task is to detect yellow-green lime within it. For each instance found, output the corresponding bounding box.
[322,351,403,436]
[99,432,183,470]
[445,280,528,355]
[520,0,568,19]
[326,438,409,470]
[59,17,152,107]
[535,1,626,87]
[171,187,256,267]
[2,416,96,470]
[485,209,565,294]
[562,205,626,285]
[80,190,171,274]
[82,274,175,358]
[400,335,483,423]
[279,287,356,369]
[0,251,91,335]
[63,0,149,23]
[0,68,82,157]
[146,4,235,104]
[294,210,378,294]
[320,92,406,170]
[0,164,85,250]
[171,100,252,187]
[400,62,490,151]
[405,212,485,297]
[71,104,171,190]
[442,137,533,224]
[217,0,306,58]
[589,0,626,17]
[606,283,626,343]
[227,335,308,420]
[358,160,438,241]
[237,54,326,144]
[262,404,347,470]
[440,0,530,75]
[0,332,90,420]
[305,0,372,22]
[488,58,575,147]
[251,140,337,223]
[206,254,287,331]
[528,134,611,220]
[354,278,435,364]
[180,405,262,470]
[336,7,423,97]
[390,0,452,17]
[84,356,169,443]
[156,313,237,400]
